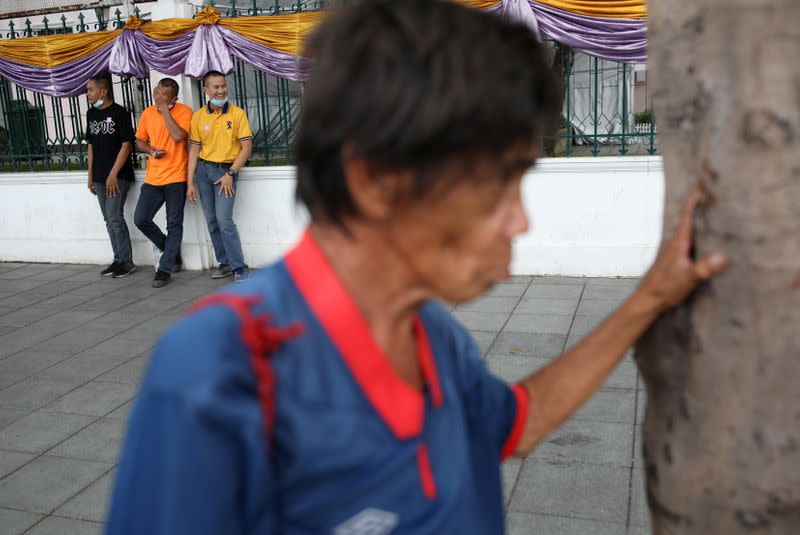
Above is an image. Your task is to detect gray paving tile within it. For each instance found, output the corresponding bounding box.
[506,276,534,284]
[0,410,95,454]
[489,332,565,359]
[0,265,53,281]
[25,328,116,359]
[600,361,639,391]
[105,400,134,424]
[522,284,583,300]
[486,354,549,384]
[565,315,606,346]
[46,382,136,417]
[0,373,25,390]
[0,325,17,336]
[0,306,58,328]
[455,296,520,314]
[0,507,44,535]
[0,378,81,411]
[515,298,578,315]
[502,458,522,506]
[532,276,587,286]
[0,455,110,513]
[70,293,147,313]
[0,311,104,358]
[506,511,625,535]
[0,281,89,309]
[509,460,629,524]
[95,356,149,385]
[581,283,637,301]
[531,419,635,467]
[571,388,637,424]
[452,310,510,332]
[482,283,529,298]
[504,313,574,335]
[37,347,143,382]
[636,388,646,424]
[0,407,29,429]
[576,299,621,317]
[0,349,75,377]
[122,297,189,315]
[629,468,651,530]
[54,469,115,523]
[0,279,48,294]
[22,515,103,535]
[468,331,497,358]
[0,450,35,478]
[47,417,126,463]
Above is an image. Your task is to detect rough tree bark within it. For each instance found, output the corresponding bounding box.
[635,1,800,534]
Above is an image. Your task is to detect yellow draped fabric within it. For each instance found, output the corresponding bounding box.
[0,0,646,69]
[537,0,646,19]
[138,18,200,41]
[0,30,120,68]
[222,12,325,55]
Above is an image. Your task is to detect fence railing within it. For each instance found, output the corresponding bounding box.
[0,1,658,173]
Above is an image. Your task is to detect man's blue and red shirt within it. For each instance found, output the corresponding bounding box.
[105,230,528,534]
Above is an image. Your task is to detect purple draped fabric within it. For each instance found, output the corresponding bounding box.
[0,43,112,97]
[109,29,196,78]
[107,25,306,82]
[500,0,541,41]
[218,26,309,82]
[530,2,646,63]
[185,24,234,78]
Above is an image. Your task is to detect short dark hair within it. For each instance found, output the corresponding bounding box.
[202,70,226,87]
[294,0,561,225]
[88,74,113,100]
[158,77,180,98]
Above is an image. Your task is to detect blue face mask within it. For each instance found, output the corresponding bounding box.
[209,96,228,107]
[92,98,105,109]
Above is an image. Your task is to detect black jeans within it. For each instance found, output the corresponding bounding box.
[134,182,186,273]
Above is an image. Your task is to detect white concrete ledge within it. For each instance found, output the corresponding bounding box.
[0,156,663,277]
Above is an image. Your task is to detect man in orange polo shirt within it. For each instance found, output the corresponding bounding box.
[134,78,193,288]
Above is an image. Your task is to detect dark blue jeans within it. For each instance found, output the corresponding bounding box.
[134,182,186,273]
[95,179,133,264]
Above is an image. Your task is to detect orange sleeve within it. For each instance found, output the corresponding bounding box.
[177,106,193,133]
[135,109,149,142]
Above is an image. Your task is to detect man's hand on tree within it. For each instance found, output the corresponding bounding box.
[639,187,728,312]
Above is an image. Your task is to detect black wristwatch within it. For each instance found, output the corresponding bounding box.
[226,169,237,177]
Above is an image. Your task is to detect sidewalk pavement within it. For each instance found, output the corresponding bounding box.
[0,262,650,535]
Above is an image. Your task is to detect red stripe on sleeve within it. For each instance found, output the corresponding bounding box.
[500,383,529,461]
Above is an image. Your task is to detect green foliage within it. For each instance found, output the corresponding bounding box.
[634,109,654,125]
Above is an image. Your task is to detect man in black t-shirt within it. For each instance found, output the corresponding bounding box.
[85,75,137,277]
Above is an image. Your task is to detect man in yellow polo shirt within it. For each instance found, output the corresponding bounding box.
[134,78,193,288]
[187,70,253,282]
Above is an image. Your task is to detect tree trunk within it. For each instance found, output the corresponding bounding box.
[635,1,800,534]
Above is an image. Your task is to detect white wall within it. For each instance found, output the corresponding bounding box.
[0,156,664,277]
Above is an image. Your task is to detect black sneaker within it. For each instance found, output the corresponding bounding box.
[152,270,171,288]
[174,253,183,273]
[113,262,137,278]
[101,262,120,276]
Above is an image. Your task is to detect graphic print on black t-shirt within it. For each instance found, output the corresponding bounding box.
[86,102,136,183]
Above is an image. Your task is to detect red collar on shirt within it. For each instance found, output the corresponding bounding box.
[284,229,444,440]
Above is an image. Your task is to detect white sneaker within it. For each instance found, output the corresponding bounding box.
[153,244,163,273]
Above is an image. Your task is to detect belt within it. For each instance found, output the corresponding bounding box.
[199,158,233,168]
